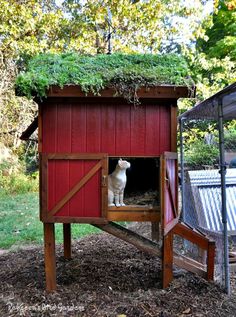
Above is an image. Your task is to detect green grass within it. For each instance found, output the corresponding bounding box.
[0,192,100,249]
[15,52,194,103]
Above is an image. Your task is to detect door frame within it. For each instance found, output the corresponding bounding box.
[160,152,179,236]
[40,153,108,224]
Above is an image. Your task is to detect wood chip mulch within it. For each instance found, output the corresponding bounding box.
[0,226,235,317]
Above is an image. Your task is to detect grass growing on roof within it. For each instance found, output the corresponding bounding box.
[15,53,194,103]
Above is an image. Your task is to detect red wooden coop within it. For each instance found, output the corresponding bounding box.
[21,84,215,291]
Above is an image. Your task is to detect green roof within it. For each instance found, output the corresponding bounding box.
[15,53,194,103]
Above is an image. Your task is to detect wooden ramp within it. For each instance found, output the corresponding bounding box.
[94,221,215,288]
[93,222,161,258]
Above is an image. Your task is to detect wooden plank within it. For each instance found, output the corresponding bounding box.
[56,103,72,152]
[20,116,38,140]
[44,223,56,292]
[145,104,160,155]
[38,106,42,153]
[131,105,146,155]
[160,106,171,153]
[207,241,215,280]
[86,103,101,153]
[173,222,210,250]
[163,217,179,236]
[40,154,48,221]
[162,231,173,288]
[54,159,69,217]
[71,104,87,152]
[94,222,161,257]
[107,211,160,222]
[51,216,108,224]
[151,222,160,242]
[101,157,108,218]
[161,152,179,235]
[173,254,207,278]
[47,153,106,160]
[68,159,85,217]
[41,103,57,153]
[160,154,166,234]
[108,205,160,212]
[63,223,72,259]
[48,160,102,217]
[115,104,131,155]
[83,160,101,217]
[101,104,116,154]
[47,85,192,99]
[170,103,177,152]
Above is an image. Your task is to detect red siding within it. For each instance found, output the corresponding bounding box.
[42,99,172,220]
[47,159,101,218]
[42,101,171,156]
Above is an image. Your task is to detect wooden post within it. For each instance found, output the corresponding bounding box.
[207,241,215,280]
[44,223,56,292]
[162,231,173,288]
[63,223,72,259]
[151,222,160,242]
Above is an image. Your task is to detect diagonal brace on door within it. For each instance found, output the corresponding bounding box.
[48,161,102,217]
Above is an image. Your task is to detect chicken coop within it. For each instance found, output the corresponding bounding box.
[18,53,215,292]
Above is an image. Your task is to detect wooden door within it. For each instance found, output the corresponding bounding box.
[161,152,179,236]
[40,153,108,223]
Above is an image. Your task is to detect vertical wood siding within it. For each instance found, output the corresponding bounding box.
[41,99,172,219]
[48,159,101,218]
[42,101,171,156]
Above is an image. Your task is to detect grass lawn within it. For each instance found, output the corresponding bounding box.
[0,192,100,249]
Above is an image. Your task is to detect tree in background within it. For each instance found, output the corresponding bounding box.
[180,0,236,168]
[0,0,235,169]
[185,0,236,101]
[0,0,212,154]
[60,0,209,54]
[0,0,68,153]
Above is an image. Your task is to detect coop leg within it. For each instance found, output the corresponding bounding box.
[162,231,173,288]
[151,222,160,242]
[44,223,56,292]
[63,223,72,259]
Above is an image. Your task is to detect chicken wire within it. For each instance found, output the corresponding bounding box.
[179,122,234,290]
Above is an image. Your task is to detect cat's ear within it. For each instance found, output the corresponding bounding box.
[118,158,122,167]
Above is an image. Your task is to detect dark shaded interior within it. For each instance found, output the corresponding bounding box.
[108,157,160,195]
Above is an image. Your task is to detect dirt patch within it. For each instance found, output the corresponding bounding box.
[0,225,235,317]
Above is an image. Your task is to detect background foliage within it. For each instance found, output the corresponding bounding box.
[0,0,235,180]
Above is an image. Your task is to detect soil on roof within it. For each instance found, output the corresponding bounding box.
[0,223,235,317]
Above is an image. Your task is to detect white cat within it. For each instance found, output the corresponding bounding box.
[108,158,131,207]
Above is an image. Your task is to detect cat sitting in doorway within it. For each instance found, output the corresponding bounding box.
[108,158,131,207]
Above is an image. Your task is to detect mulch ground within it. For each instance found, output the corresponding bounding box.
[0,224,235,317]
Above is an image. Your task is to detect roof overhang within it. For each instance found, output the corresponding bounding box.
[179,82,236,121]
[46,84,195,99]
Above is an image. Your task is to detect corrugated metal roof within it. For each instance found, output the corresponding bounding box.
[187,168,236,234]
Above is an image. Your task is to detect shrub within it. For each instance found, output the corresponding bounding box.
[0,169,39,195]
[184,139,219,168]
[224,129,236,150]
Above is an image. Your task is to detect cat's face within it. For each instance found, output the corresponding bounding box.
[118,159,131,170]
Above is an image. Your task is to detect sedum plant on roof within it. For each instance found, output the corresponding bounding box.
[15,53,194,104]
